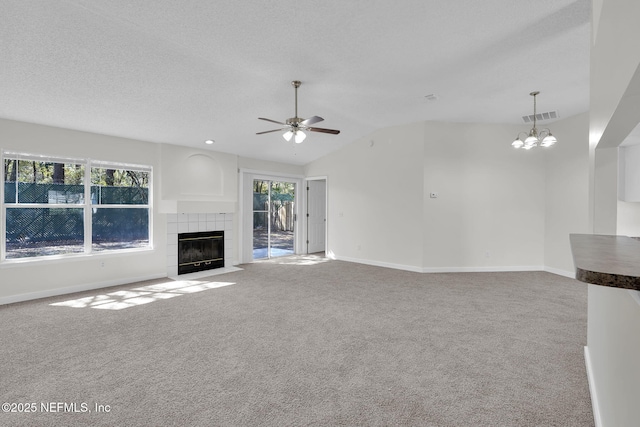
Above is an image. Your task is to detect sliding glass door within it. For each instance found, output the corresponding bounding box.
[253,179,295,259]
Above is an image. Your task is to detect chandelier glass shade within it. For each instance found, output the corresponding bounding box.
[511,91,557,150]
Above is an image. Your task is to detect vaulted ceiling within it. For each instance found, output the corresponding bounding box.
[1,0,590,165]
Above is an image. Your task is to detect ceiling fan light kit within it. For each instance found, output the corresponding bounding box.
[511,91,557,150]
[294,130,306,143]
[257,80,340,143]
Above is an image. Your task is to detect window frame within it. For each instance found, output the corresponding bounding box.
[1,151,153,262]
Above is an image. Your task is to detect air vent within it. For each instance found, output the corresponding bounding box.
[522,111,559,123]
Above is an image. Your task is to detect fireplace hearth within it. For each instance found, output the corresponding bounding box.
[178,231,224,275]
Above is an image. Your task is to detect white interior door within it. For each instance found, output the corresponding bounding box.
[307,179,326,253]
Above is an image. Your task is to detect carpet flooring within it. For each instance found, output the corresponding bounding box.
[0,256,594,426]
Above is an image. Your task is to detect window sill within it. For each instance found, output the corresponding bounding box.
[0,246,155,268]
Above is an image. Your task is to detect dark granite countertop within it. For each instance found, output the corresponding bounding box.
[570,234,640,291]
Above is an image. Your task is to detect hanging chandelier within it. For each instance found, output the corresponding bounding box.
[511,91,557,150]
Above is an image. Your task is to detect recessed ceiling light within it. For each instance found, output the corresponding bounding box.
[204,139,214,145]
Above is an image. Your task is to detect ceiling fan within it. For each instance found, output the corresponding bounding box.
[257,80,340,143]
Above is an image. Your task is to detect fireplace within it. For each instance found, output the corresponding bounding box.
[178,231,224,275]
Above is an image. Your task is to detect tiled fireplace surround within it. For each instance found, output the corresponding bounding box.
[166,213,234,277]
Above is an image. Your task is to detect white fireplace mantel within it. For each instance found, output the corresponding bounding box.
[159,199,237,214]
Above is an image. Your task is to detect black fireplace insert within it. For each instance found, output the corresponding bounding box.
[178,231,224,275]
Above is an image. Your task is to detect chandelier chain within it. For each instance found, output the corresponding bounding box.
[532,93,537,131]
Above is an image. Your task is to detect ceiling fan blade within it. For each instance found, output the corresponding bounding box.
[256,128,286,135]
[307,127,340,135]
[301,115,324,126]
[258,117,286,125]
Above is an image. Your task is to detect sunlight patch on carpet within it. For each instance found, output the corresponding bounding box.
[50,280,235,310]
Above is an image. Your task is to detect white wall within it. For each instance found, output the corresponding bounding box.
[587,0,640,425]
[160,143,238,204]
[305,123,425,270]
[616,200,640,237]
[423,122,545,271]
[617,145,640,236]
[589,0,640,150]
[593,147,619,234]
[544,113,590,275]
[587,286,640,427]
[618,144,640,202]
[617,200,640,237]
[305,120,561,272]
[238,156,305,176]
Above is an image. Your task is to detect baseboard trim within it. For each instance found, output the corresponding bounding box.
[333,256,548,275]
[584,346,603,427]
[0,273,167,306]
[421,265,544,273]
[544,266,576,279]
[334,255,424,273]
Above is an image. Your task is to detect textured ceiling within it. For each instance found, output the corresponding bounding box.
[1,0,591,165]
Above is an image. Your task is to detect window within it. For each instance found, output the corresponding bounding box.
[90,164,150,252]
[2,152,151,260]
